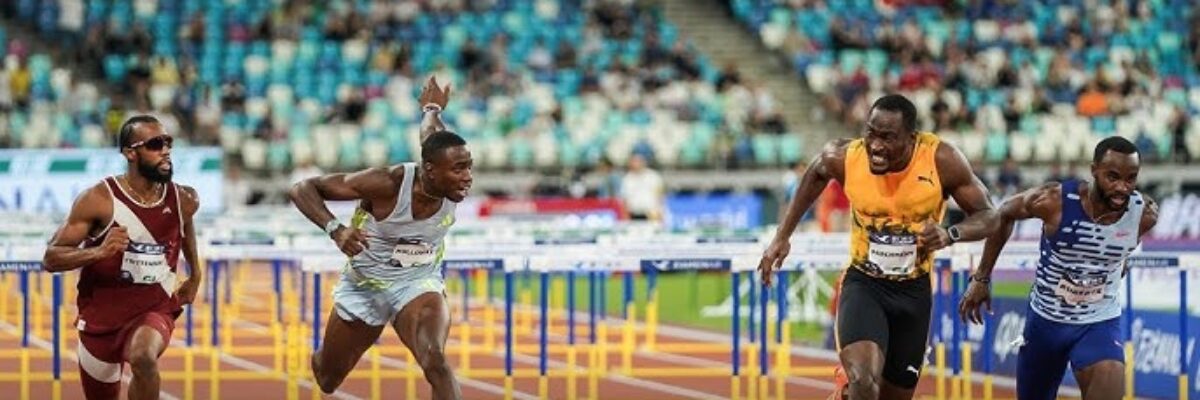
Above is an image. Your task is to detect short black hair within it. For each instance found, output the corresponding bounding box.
[869,94,918,133]
[421,130,467,162]
[118,115,161,150]
[1093,136,1138,164]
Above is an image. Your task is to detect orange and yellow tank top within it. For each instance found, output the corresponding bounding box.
[844,132,946,280]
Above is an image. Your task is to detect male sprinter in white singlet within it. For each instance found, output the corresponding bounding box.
[289,77,470,400]
[959,137,1158,400]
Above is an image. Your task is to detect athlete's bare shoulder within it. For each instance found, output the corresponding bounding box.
[932,140,974,187]
[1139,194,1158,237]
[176,184,200,217]
[74,180,115,223]
[814,138,853,183]
[1024,182,1062,220]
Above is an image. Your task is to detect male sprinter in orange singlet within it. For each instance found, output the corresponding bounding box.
[758,95,999,399]
[44,115,202,400]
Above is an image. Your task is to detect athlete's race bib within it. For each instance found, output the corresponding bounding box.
[388,240,438,268]
[121,242,171,285]
[1054,275,1107,305]
[867,231,918,276]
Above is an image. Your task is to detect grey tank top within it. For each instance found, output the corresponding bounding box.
[346,163,456,288]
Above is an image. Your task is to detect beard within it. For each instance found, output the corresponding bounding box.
[138,159,173,183]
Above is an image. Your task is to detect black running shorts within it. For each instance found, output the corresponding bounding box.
[835,266,932,389]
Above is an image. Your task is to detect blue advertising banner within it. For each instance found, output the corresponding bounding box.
[935,297,1198,398]
[663,194,762,230]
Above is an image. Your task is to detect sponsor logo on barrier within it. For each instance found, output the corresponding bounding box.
[0,261,43,272]
[442,259,503,270]
[534,237,599,245]
[1124,256,1180,268]
[1131,318,1195,375]
[640,258,731,271]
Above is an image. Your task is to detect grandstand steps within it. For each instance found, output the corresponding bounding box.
[660,0,848,152]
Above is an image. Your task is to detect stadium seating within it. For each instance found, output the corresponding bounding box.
[731,0,1200,163]
[2,0,802,172]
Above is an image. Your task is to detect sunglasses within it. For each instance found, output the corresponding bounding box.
[127,135,174,151]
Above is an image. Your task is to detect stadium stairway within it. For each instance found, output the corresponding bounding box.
[661,0,848,149]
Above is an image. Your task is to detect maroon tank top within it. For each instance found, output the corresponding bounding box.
[76,176,184,334]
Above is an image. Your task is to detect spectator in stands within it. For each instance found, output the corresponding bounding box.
[996,158,1023,196]
[9,57,30,108]
[589,157,623,199]
[1076,80,1110,116]
[1172,105,1192,163]
[619,154,665,220]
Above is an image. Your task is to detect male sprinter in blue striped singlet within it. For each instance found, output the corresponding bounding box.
[289,77,469,400]
[959,137,1159,400]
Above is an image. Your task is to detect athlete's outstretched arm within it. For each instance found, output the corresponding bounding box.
[175,186,203,305]
[418,76,451,143]
[959,183,1058,323]
[758,139,850,286]
[288,167,399,256]
[933,142,1000,245]
[43,184,124,272]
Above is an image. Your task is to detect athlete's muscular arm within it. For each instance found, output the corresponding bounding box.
[958,183,1060,324]
[175,186,202,305]
[928,142,1000,248]
[418,76,451,142]
[1138,196,1159,238]
[757,139,850,286]
[288,167,400,256]
[43,184,126,272]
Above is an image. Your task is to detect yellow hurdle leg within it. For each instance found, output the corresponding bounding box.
[598,322,609,371]
[184,346,195,400]
[52,379,61,400]
[759,375,769,400]
[746,344,758,400]
[539,375,549,400]
[273,322,283,373]
[0,274,9,325]
[210,344,220,400]
[286,325,298,400]
[460,323,472,375]
[645,294,658,351]
[588,344,599,400]
[731,375,741,400]
[485,302,496,352]
[504,376,514,400]
[20,348,29,400]
[567,345,578,400]
[371,347,381,400]
[622,305,636,375]
[308,327,320,400]
[1180,374,1189,400]
[936,343,946,400]
[776,323,791,400]
[963,342,973,400]
[1125,342,1135,400]
[983,375,993,400]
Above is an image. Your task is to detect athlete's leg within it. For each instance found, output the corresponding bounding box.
[78,332,123,400]
[878,275,933,400]
[124,325,166,400]
[836,269,890,400]
[1016,310,1072,400]
[124,312,176,400]
[311,308,385,393]
[1074,361,1124,400]
[1070,318,1125,400]
[393,292,462,400]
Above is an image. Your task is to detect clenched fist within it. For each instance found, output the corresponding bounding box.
[99,226,130,257]
[917,219,952,253]
[332,226,370,257]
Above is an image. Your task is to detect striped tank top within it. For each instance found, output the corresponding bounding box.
[345,163,456,290]
[1031,179,1144,324]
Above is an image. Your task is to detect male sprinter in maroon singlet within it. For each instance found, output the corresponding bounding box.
[43,115,202,400]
